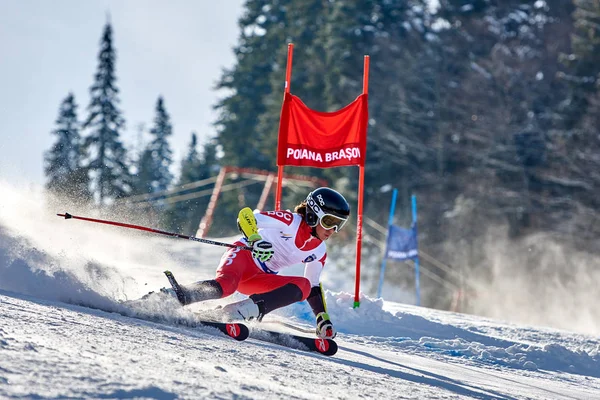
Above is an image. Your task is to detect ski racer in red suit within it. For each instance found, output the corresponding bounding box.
[171,187,350,339]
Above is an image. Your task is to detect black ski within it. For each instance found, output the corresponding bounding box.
[163,270,188,305]
[193,319,250,341]
[163,270,249,341]
[250,329,338,356]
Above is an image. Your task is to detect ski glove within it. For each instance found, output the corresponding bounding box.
[238,207,261,243]
[251,239,274,262]
[316,312,336,339]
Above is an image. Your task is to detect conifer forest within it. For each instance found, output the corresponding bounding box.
[45,0,600,312]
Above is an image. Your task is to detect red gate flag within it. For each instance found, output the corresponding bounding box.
[277,93,369,168]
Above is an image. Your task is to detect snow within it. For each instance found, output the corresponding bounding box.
[1,180,599,399]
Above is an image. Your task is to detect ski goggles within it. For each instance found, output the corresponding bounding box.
[319,214,348,232]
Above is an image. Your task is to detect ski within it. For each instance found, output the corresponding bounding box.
[163,270,333,351]
[163,270,249,341]
[163,270,188,305]
[193,319,250,341]
[250,329,338,356]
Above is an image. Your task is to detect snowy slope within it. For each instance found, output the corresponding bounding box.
[1,181,599,399]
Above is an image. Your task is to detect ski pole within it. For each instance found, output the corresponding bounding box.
[57,212,252,251]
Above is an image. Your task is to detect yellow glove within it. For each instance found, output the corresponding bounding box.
[237,207,261,243]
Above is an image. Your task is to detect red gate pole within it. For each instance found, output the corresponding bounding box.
[354,55,370,308]
[275,43,294,210]
[257,173,275,210]
[197,166,229,238]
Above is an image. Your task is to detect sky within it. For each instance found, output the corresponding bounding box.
[0,181,599,399]
[0,0,245,185]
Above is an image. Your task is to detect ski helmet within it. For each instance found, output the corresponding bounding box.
[305,187,350,232]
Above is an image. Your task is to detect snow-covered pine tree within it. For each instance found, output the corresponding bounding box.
[83,22,131,204]
[44,93,91,202]
[132,96,174,196]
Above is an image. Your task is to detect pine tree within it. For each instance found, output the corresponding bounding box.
[253,0,340,183]
[83,22,131,204]
[132,149,154,195]
[213,0,292,171]
[179,132,203,185]
[165,133,218,235]
[132,96,174,195]
[44,93,91,202]
[560,0,600,128]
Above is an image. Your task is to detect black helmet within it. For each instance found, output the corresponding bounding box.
[305,187,350,232]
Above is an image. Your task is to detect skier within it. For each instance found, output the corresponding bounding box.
[166,187,349,339]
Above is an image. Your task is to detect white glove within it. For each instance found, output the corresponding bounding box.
[316,312,336,338]
[251,239,274,262]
